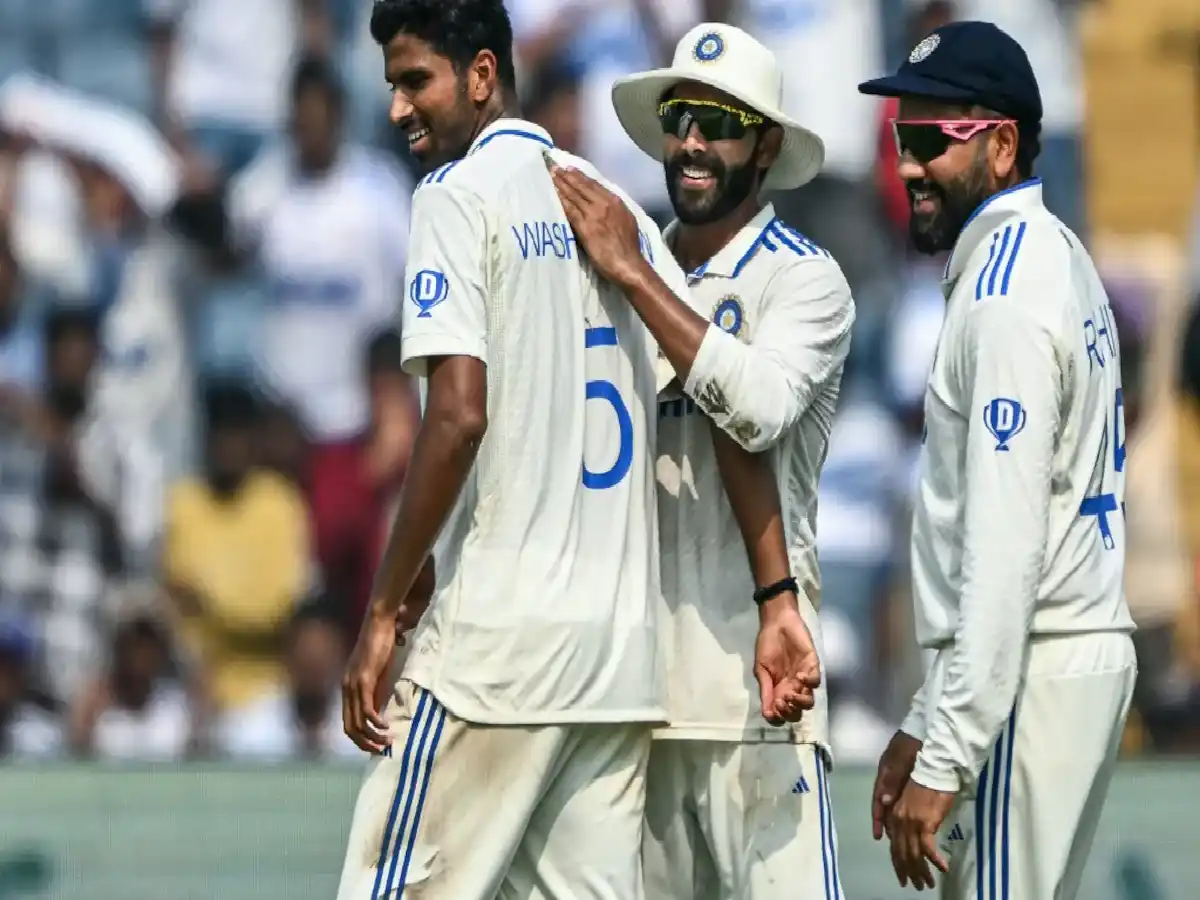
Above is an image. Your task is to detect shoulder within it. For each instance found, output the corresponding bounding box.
[167,478,209,514]
[964,212,1073,308]
[246,470,306,508]
[758,222,853,309]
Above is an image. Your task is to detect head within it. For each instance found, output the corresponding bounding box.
[44,307,99,423]
[859,21,1043,255]
[290,55,346,175]
[526,58,582,155]
[892,99,1038,254]
[371,0,518,172]
[202,381,261,496]
[110,615,171,709]
[658,81,782,226]
[285,601,349,723]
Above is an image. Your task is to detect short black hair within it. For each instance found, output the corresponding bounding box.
[203,380,261,432]
[287,597,349,645]
[369,0,518,93]
[291,53,345,109]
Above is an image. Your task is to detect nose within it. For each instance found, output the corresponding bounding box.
[389,91,414,126]
[680,123,709,155]
[896,154,926,182]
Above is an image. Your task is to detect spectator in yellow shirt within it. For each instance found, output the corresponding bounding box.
[164,382,312,713]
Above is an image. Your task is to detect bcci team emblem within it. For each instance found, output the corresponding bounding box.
[409,269,449,318]
[983,397,1026,451]
[713,295,746,338]
[909,33,940,64]
[693,31,725,63]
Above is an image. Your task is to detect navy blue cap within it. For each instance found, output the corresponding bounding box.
[858,21,1042,124]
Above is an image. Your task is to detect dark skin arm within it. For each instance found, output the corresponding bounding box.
[342,354,487,752]
[710,424,821,723]
[550,163,709,383]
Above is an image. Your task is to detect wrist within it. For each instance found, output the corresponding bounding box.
[758,589,800,623]
[612,255,653,291]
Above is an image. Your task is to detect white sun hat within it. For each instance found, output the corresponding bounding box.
[611,23,825,192]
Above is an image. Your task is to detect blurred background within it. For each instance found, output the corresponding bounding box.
[0,0,1197,896]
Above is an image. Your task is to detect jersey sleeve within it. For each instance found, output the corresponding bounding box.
[400,182,489,376]
[912,298,1061,793]
[683,260,855,452]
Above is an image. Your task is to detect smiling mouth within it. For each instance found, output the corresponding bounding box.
[910,188,939,214]
[677,165,717,190]
[407,126,431,153]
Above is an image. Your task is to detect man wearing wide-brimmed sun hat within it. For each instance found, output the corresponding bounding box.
[549,22,855,899]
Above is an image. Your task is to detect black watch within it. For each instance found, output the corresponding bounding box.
[753,576,798,607]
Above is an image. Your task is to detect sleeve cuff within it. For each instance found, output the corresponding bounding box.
[682,323,735,398]
[911,755,962,794]
[401,336,487,376]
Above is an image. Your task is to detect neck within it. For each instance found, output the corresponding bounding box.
[469,98,521,147]
[673,197,764,274]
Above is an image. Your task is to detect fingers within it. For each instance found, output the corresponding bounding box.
[342,671,390,754]
[754,664,784,725]
[922,831,950,874]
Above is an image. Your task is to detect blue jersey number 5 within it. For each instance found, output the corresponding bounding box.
[1079,387,1125,549]
[582,326,634,490]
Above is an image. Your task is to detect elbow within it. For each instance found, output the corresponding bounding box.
[424,400,487,450]
[723,409,790,453]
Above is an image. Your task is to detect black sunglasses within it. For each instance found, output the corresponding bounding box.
[658,98,766,142]
[890,118,1014,164]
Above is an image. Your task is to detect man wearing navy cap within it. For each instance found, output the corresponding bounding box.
[858,20,1137,899]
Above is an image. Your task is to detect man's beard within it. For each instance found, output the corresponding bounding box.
[907,161,990,255]
[665,151,760,225]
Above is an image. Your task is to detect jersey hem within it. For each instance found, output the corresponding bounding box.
[651,724,825,745]
[409,676,668,727]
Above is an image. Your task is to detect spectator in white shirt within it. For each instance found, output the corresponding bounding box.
[67,611,194,762]
[217,599,362,761]
[218,56,412,615]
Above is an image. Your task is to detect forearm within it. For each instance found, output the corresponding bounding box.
[617,260,710,384]
[913,585,1030,792]
[371,393,484,614]
[709,421,790,588]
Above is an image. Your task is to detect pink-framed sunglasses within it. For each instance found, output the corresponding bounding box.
[890,118,1015,163]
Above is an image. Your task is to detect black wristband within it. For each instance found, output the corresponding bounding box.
[753,576,798,606]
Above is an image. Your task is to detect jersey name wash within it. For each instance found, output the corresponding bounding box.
[655,204,855,744]
[398,119,686,726]
[906,179,1135,782]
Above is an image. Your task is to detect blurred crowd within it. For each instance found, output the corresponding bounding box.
[0,0,1198,766]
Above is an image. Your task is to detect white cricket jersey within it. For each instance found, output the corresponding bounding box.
[228,143,411,441]
[398,119,685,726]
[903,179,1136,792]
[655,204,855,745]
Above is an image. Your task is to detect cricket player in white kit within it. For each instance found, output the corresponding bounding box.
[552,25,855,899]
[336,2,692,897]
[858,21,1137,898]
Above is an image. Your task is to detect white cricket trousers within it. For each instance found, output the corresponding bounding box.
[937,631,1136,900]
[336,679,651,900]
[643,740,844,899]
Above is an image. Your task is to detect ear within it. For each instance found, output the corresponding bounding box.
[990,120,1019,181]
[756,125,783,170]
[467,49,499,105]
